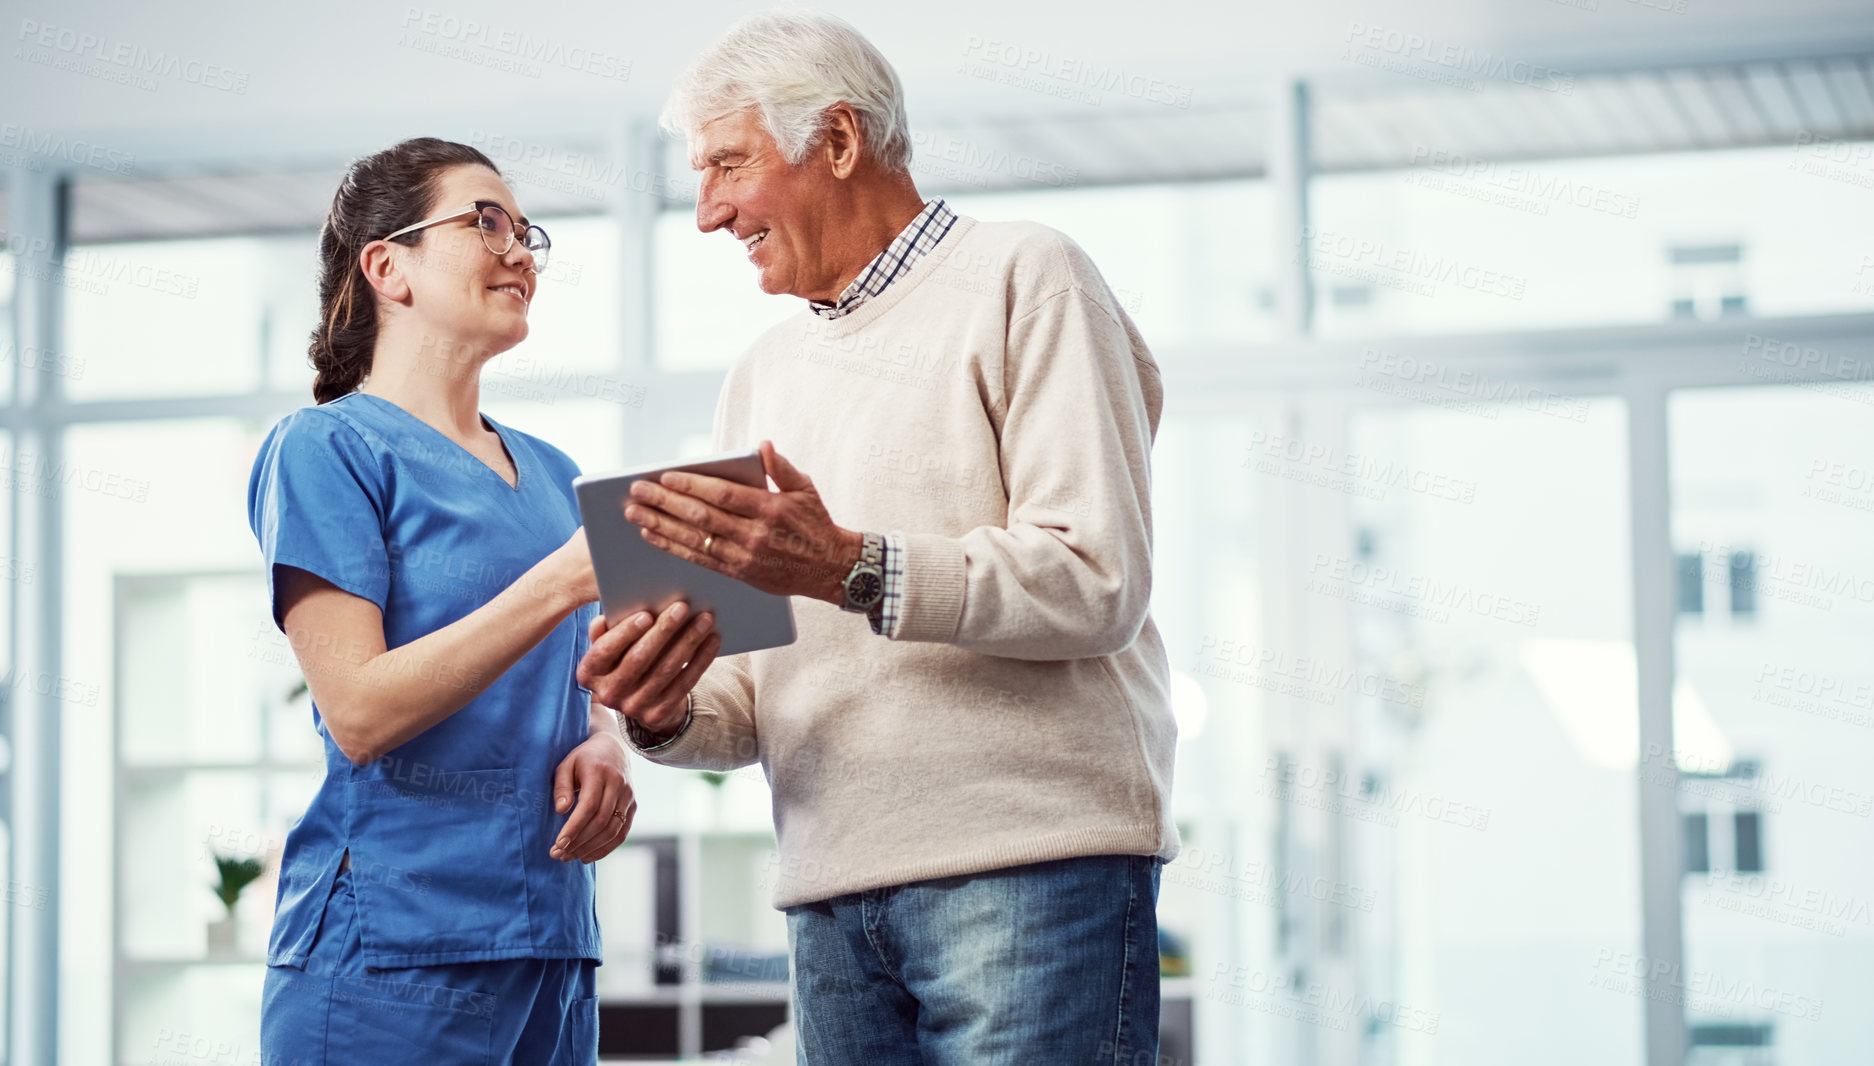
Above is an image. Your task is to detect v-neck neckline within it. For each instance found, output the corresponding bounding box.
[353,393,523,492]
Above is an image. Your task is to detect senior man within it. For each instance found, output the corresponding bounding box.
[579,10,1177,1064]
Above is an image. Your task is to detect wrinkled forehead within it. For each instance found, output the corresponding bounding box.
[687,109,768,169]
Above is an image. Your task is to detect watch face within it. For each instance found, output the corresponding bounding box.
[849,570,884,608]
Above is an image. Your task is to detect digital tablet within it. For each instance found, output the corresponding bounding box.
[573,450,797,657]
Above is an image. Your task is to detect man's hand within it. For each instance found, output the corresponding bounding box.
[577,603,720,737]
[549,731,635,863]
[624,440,862,605]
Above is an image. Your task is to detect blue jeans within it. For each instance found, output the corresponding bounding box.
[786,854,1162,1066]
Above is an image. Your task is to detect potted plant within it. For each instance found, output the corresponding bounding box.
[697,770,730,827]
[208,850,265,956]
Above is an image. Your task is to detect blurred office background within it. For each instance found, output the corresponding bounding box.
[3,0,1874,1063]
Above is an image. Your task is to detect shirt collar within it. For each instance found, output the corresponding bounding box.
[809,198,958,320]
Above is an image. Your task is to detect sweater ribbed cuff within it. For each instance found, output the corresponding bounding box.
[893,533,967,643]
[623,690,711,766]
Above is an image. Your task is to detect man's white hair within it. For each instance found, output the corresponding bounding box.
[662,9,912,173]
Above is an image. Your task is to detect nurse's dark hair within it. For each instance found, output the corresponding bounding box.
[309,137,501,405]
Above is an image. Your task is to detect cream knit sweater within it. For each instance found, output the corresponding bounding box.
[630,215,1180,907]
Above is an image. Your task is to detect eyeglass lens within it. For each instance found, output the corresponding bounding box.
[476,204,551,273]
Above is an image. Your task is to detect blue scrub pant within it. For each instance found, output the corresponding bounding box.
[260,866,598,1065]
[786,854,1162,1066]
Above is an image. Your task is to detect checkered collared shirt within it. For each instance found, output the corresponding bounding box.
[809,198,957,320]
[811,198,957,636]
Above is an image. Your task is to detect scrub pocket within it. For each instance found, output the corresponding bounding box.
[325,966,496,1065]
[265,844,345,969]
[347,767,533,966]
[264,867,495,1065]
[561,993,599,1066]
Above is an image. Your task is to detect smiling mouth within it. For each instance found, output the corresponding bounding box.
[489,284,528,304]
[740,230,769,257]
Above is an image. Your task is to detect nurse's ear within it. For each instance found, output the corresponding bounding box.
[357,239,413,304]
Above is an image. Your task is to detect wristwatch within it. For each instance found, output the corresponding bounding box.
[840,532,886,614]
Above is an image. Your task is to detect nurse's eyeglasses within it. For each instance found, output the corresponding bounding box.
[381,201,551,274]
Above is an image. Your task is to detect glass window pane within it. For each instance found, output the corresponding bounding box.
[479,396,627,476]
[1334,399,1641,1065]
[60,418,271,1066]
[652,181,1277,371]
[1670,385,1873,1061]
[501,215,623,376]
[943,181,1276,354]
[1,249,13,405]
[1148,413,1264,1064]
[62,239,266,399]
[1310,146,1873,339]
[653,211,797,372]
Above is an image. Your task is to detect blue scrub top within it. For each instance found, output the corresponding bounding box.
[247,393,602,969]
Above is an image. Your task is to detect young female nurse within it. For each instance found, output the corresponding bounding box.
[248,138,720,1063]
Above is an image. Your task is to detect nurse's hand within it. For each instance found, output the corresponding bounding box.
[578,602,720,737]
[531,527,599,612]
[550,732,635,863]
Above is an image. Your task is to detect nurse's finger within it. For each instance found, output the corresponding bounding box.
[564,778,621,861]
[590,793,637,862]
[576,787,635,863]
[554,776,607,861]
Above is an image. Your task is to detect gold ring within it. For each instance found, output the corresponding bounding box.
[611,809,626,821]
[702,534,714,555]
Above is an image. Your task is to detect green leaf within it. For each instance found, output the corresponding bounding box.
[212,850,266,914]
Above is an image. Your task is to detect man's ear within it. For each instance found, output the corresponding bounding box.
[820,103,864,180]
[358,240,411,303]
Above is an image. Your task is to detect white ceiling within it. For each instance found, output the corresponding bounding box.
[5,0,1874,240]
[5,0,1873,164]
